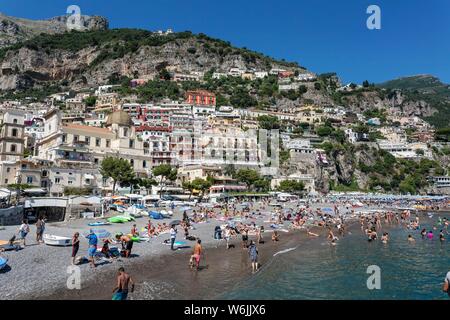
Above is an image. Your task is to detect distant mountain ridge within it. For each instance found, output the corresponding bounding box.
[379,75,450,97]
[0,12,108,48]
[0,13,449,129]
[378,75,450,128]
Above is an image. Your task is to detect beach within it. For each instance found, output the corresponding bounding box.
[0,200,448,300]
[0,201,340,300]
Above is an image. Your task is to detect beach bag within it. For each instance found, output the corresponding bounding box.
[74,256,86,265]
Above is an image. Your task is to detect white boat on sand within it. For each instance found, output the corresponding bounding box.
[43,234,72,246]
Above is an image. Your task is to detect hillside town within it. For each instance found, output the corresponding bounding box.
[0,63,449,225]
[0,6,450,303]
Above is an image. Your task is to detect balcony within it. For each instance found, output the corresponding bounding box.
[55,147,93,163]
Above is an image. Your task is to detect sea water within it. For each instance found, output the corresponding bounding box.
[221,217,450,300]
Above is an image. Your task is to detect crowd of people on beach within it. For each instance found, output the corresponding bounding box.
[2,196,450,300]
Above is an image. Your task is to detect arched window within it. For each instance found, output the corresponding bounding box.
[10,144,16,152]
[12,128,18,137]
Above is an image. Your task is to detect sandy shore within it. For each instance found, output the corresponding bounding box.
[0,202,391,300]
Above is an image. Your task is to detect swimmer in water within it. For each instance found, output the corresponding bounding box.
[420,228,427,239]
[381,232,389,244]
[408,234,415,242]
[439,230,445,242]
[368,228,377,242]
[427,230,434,239]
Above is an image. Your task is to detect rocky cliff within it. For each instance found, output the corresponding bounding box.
[0,14,448,129]
[0,12,108,48]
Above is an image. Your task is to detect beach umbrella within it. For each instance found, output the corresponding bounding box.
[84,229,111,239]
[170,220,181,226]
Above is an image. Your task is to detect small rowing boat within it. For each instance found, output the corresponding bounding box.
[43,234,72,246]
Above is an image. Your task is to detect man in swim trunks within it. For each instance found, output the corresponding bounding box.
[86,230,98,268]
[192,239,203,270]
[112,267,134,300]
[116,234,132,258]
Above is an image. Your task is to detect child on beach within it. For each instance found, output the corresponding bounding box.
[36,217,45,244]
[272,231,279,242]
[18,220,30,247]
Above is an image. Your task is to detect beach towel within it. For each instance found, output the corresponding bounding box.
[163,240,186,246]
[88,221,111,227]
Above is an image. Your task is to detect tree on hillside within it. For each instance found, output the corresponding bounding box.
[224,164,236,177]
[235,169,260,189]
[257,115,280,130]
[124,177,158,194]
[159,68,171,81]
[230,88,256,108]
[316,125,333,137]
[253,178,271,192]
[182,181,196,200]
[100,157,136,195]
[152,164,178,198]
[84,96,97,107]
[278,180,305,194]
[191,177,213,200]
[64,187,93,196]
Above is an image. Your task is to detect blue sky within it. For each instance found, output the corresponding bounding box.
[1,0,449,84]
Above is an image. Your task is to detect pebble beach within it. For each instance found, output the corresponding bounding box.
[0,200,448,300]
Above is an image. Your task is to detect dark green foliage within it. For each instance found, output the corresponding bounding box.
[278,180,305,193]
[257,115,280,130]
